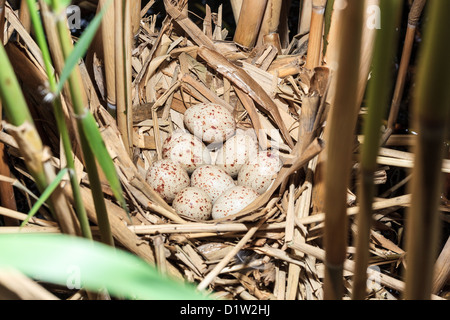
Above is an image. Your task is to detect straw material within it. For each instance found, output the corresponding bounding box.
[0,0,448,301]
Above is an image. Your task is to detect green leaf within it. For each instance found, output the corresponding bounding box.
[55,0,113,94]
[0,234,208,300]
[80,110,129,215]
[20,168,69,228]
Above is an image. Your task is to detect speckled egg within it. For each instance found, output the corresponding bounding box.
[211,186,259,219]
[183,103,236,145]
[190,165,236,203]
[162,130,212,174]
[237,151,283,194]
[172,187,212,220]
[145,159,190,203]
[215,133,259,178]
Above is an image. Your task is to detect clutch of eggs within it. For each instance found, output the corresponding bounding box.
[146,103,283,220]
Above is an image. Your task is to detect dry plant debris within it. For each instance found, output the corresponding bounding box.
[0,0,448,300]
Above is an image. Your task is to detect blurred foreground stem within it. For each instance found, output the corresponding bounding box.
[404,1,450,300]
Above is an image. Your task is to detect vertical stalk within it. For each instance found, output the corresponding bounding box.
[131,0,141,37]
[352,0,402,300]
[257,0,283,47]
[305,0,327,70]
[98,0,116,115]
[385,0,427,139]
[323,0,364,300]
[124,0,133,155]
[233,0,268,49]
[51,1,114,246]
[115,0,130,153]
[404,1,450,300]
[25,0,92,240]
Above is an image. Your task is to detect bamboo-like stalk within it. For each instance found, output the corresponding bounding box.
[322,0,364,300]
[123,0,133,156]
[257,0,283,47]
[51,1,114,246]
[356,0,379,109]
[352,0,403,300]
[305,0,327,70]
[233,0,268,49]
[98,0,116,112]
[404,1,450,300]
[312,0,377,215]
[131,0,141,36]
[385,0,427,140]
[115,0,130,154]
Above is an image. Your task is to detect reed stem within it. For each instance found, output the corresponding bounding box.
[98,0,116,110]
[385,0,427,139]
[404,0,450,300]
[25,0,92,240]
[322,0,364,300]
[305,0,327,70]
[51,0,114,246]
[115,0,130,154]
[233,0,268,49]
[352,0,402,300]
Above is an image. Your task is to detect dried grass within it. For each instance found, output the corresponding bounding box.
[0,0,448,301]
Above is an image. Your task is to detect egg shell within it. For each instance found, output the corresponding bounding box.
[145,159,190,203]
[183,103,236,145]
[211,186,259,220]
[215,133,259,178]
[162,130,212,174]
[190,165,236,203]
[172,187,212,221]
[237,151,283,194]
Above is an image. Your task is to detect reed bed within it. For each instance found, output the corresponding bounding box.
[0,0,448,301]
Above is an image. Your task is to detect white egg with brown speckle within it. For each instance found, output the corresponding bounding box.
[172,187,212,220]
[190,165,236,203]
[212,186,259,219]
[162,130,211,174]
[237,151,283,194]
[145,159,190,203]
[215,133,259,178]
[183,103,236,146]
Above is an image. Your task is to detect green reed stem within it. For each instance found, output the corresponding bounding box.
[352,0,403,300]
[404,0,450,299]
[25,0,92,240]
[51,0,114,246]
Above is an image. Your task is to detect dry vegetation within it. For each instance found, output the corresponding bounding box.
[0,0,449,300]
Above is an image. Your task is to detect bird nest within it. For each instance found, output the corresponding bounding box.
[0,1,435,301]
